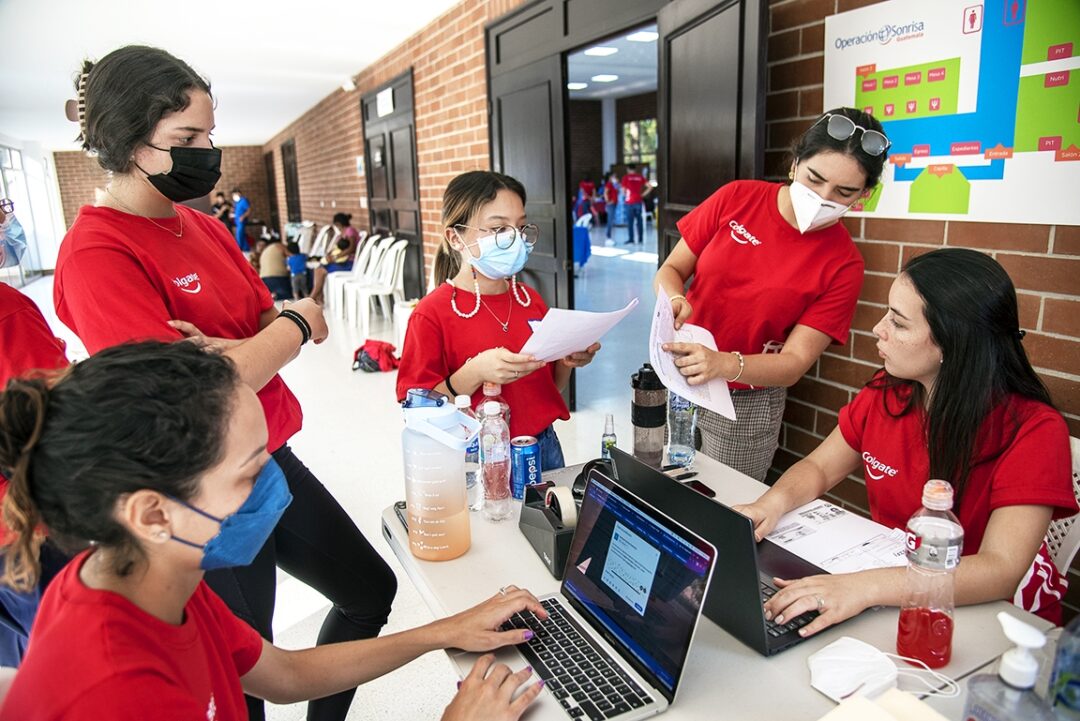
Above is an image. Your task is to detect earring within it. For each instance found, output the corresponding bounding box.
[156,530,168,540]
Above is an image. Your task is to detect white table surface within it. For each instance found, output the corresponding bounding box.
[381,454,1051,720]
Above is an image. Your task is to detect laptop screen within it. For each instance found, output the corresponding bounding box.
[561,470,715,703]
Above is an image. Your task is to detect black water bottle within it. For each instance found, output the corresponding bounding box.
[631,363,666,468]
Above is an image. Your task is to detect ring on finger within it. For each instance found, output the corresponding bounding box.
[816,595,825,612]
[499,586,509,596]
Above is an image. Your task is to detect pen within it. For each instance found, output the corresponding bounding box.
[673,471,698,481]
[661,463,681,471]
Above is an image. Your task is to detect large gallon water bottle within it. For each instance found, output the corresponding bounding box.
[896,479,964,669]
[401,393,479,561]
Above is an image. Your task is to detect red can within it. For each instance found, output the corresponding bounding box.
[510,436,542,500]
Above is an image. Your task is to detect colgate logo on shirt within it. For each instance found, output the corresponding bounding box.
[728,220,762,246]
[172,272,202,294]
[862,452,899,480]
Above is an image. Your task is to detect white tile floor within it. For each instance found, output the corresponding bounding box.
[14,222,660,719]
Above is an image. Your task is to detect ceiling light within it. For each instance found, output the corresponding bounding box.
[567,82,589,90]
[591,74,619,83]
[341,78,357,92]
[626,31,659,42]
[584,46,619,57]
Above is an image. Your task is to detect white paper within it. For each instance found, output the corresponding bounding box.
[765,500,908,574]
[519,298,638,363]
[648,293,736,420]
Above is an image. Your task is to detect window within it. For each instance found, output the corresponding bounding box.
[622,119,658,171]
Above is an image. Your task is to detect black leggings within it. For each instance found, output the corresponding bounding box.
[205,445,398,721]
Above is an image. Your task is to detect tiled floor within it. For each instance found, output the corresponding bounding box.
[14,223,661,719]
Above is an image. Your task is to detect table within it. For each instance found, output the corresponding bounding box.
[381,455,1050,720]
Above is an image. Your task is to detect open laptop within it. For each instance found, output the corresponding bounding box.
[609,446,830,656]
[448,467,716,721]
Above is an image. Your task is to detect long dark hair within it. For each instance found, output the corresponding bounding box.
[791,107,888,188]
[0,342,238,590]
[76,46,211,173]
[873,248,1051,500]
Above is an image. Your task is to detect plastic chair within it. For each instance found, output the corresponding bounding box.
[1046,436,1080,573]
[345,239,408,338]
[338,236,396,318]
[323,231,371,317]
[294,221,316,254]
[309,225,340,260]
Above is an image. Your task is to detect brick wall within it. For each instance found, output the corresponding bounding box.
[53,146,271,230]
[766,0,1080,615]
[261,0,527,263]
[569,100,604,187]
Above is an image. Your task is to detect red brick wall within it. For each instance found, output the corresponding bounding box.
[766,0,1080,614]
[569,100,604,188]
[261,0,527,265]
[53,146,270,230]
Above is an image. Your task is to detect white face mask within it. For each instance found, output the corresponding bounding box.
[807,636,959,703]
[789,167,857,234]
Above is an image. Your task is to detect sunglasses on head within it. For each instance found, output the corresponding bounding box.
[812,113,891,157]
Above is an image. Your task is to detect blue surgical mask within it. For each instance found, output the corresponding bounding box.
[170,458,293,570]
[0,214,28,268]
[462,228,531,279]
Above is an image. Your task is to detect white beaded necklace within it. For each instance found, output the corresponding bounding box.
[450,269,533,322]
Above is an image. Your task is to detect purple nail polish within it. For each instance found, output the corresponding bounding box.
[538,679,546,687]
[523,630,534,640]
[456,681,462,690]
[526,665,533,674]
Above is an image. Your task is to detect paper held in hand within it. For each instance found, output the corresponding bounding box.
[648,293,736,420]
[519,298,639,363]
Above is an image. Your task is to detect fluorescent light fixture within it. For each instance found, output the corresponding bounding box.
[591,74,619,83]
[584,46,618,57]
[567,82,589,90]
[626,31,659,42]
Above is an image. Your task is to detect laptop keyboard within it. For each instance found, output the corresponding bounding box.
[501,597,655,720]
[760,582,815,638]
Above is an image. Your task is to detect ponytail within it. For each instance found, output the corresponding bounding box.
[433,239,462,287]
[0,379,53,591]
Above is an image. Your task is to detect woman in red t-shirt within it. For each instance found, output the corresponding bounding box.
[734,249,1076,634]
[654,108,890,481]
[396,171,600,470]
[0,342,546,721]
[53,46,394,721]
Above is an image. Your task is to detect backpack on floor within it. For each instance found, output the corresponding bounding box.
[352,340,399,372]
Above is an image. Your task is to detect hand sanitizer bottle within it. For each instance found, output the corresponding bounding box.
[961,612,1055,721]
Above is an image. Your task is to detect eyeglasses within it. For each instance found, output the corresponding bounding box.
[454,224,540,250]
[0,199,12,214]
[812,114,891,157]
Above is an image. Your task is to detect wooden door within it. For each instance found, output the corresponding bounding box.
[263,151,279,232]
[280,139,302,224]
[656,0,767,262]
[362,70,423,300]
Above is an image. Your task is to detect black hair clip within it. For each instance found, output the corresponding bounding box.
[1016,329,1027,340]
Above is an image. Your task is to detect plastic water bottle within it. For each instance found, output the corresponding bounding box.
[667,392,696,467]
[479,401,512,522]
[476,382,510,431]
[456,395,483,512]
[896,479,964,669]
[601,413,617,459]
[1050,614,1080,717]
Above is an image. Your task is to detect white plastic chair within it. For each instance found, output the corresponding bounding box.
[345,239,408,338]
[309,225,340,260]
[1046,436,1080,573]
[323,231,371,317]
[295,221,316,255]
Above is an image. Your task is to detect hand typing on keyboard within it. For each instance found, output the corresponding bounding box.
[443,654,545,721]
[764,573,876,639]
[434,584,549,652]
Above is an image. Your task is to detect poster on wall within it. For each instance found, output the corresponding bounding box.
[824,0,1079,225]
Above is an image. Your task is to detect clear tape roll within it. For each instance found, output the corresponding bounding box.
[545,486,577,529]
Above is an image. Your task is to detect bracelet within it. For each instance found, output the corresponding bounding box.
[445,374,461,399]
[725,351,745,383]
[278,309,311,345]
[668,294,689,305]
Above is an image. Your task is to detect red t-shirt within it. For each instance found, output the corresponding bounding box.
[0,550,264,721]
[677,180,864,390]
[604,181,618,205]
[839,378,1077,622]
[54,204,302,451]
[396,282,569,437]
[579,181,596,199]
[621,173,647,204]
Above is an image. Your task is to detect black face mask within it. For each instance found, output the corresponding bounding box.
[140,145,222,202]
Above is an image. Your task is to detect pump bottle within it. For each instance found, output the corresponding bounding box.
[961,612,1055,721]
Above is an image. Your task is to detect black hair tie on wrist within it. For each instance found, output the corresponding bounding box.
[445,375,461,398]
[278,309,311,345]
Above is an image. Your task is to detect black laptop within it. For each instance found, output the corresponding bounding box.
[609,446,829,656]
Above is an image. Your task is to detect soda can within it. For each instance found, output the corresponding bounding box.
[510,436,542,500]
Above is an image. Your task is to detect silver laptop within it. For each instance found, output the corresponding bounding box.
[448,468,717,720]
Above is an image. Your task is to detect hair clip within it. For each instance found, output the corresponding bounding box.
[1016,329,1026,340]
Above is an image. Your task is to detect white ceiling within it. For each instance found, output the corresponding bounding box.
[567,25,658,101]
[0,0,462,151]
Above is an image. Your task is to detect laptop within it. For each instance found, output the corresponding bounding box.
[448,467,716,721]
[608,446,829,656]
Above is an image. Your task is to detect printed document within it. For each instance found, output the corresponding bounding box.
[520,298,638,362]
[766,500,908,573]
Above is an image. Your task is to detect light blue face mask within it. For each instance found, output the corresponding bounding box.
[463,228,532,279]
[0,215,28,269]
[170,458,293,570]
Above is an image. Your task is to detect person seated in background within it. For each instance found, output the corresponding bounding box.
[309,213,360,303]
[258,236,291,301]
[286,242,309,300]
[733,248,1076,636]
[396,171,600,471]
[0,341,546,720]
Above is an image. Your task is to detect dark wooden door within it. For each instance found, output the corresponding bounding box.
[657,0,767,262]
[280,139,302,224]
[362,70,423,300]
[263,151,279,232]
